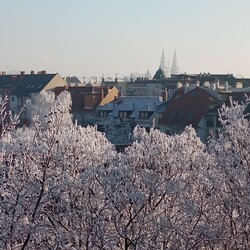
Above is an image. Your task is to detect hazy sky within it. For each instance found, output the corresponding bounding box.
[1,0,250,78]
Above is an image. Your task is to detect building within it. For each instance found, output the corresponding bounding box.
[160,49,170,78]
[156,86,222,142]
[54,85,119,126]
[65,76,82,86]
[0,71,66,117]
[170,50,179,75]
[97,96,162,145]
[100,50,181,98]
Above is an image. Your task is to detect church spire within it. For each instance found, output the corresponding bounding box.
[160,49,166,71]
[171,49,179,75]
[160,49,170,77]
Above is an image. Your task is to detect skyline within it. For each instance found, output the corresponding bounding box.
[1,0,250,77]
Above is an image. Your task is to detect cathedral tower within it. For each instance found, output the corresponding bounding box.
[170,50,179,75]
[160,49,170,78]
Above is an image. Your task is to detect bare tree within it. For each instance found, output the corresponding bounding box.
[0,94,249,249]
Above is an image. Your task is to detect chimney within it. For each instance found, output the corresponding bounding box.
[203,81,209,88]
[162,90,167,102]
[41,70,46,74]
[20,71,25,75]
[225,81,229,91]
[30,70,35,75]
[2,71,6,75]
[101,74,104,83]
[101,88,104,100]
[210,82,216,91]
[195,81,200,87]
[216,80,220,89]
[115,73,118,83]
[130,74,133,82]
[176,82,182,88]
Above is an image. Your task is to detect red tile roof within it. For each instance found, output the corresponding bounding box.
[158,86,219,127]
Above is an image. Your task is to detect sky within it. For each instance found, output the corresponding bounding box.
[1,0,250,78]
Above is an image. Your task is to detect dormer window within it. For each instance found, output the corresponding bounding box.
[99,111,108,118]
[119,111,128,118]
[140,112,149,119]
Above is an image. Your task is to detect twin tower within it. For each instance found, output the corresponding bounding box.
[160,49,179,77]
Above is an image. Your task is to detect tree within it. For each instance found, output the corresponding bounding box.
[0,93,116,249]
[0,95,20,138]
[0,93,249,249]
[25,90,72,129]
[207,99,250,249]
[94,126,214,249]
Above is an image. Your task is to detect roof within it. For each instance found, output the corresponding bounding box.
[157,86,220,127]
[171,73,242,87]
[153,67,166,80]
[99,96,162,119]
[0,73,57,97]
[66,76,82,84]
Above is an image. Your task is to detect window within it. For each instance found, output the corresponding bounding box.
[99,111,107,118]
[119,111,128,118]
[11,96,15,102]
[140,112,148,119]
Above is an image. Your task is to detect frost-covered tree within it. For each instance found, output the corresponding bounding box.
[92,126,214,249]
[0,95,21,138]
[0,94,116,249]
[25,90,55,128]
[0,93,249,249]
[25,90,72,129]
[207,99,250,249]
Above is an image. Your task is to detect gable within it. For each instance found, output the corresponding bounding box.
[43,74,66,91]
[99,87,119,106]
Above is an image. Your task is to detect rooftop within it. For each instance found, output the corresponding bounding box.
[0,72,59,97]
